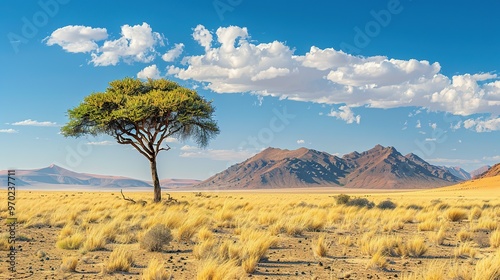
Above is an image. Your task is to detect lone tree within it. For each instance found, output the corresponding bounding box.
[61,78,219,202]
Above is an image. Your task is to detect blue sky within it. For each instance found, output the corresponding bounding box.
[1,0,499,180]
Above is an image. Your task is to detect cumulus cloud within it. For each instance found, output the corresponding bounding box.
[179,145,255,161]
[0,129,18,133]
[463,117,500,132]
[327,106,360,124]
[137,64,161,79]
[44,25,108,53]
[167,25,500,122]
[192,25,213,51]
[47,23,163,66]
[297,139,305,144]
[162,43,184,62]
[12,119,57,127]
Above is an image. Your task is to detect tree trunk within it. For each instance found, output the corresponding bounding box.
[150,159,161,202]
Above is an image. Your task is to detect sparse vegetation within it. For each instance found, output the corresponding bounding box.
[2,182,500,279]
[140,224,172,252]
[60,256,78,272]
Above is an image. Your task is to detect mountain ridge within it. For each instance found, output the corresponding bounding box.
[196,145,463,189]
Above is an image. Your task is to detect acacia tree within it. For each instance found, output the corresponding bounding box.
[61,78,219,202]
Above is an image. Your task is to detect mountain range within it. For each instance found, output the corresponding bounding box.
[0,164,199,189]
[195,145,481,189]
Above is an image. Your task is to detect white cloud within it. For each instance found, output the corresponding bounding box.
[463,117,500,132]
[429,123,437,130]
[297,139,305,144]
[12,119,57,127]
[0,129,18,133]
[137,64,161,79]
[44,25,108,53]
[85,141,114,146]
[416,120,422,128]
[192,24,213,51]
[165,137,178,143]
[167,25,500,120]
[483,155,500,161]
[327,106,360,124]
[162,43,184,62]
[425,138,437,142]
[451,121,462,130]
[179,145,255,161]
[47,23,164,66]
[91,22,163,66]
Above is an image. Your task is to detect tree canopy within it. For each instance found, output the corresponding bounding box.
[61,78,219,202]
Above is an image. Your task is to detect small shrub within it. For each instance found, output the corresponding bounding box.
[60,257,78,272]
[346,198,374,208]
[336,194,350,205]
[406,204,423,210]
[377,200,397,210]
[140,224,172,252]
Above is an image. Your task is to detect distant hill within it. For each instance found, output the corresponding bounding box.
[476,163,500,179]
[470,165,491,178]
[195,145,462,189]
[439,166,471,180]
[0,165,199,189]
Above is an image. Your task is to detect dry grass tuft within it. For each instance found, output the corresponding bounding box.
[104,246,134,273]
[445,208,468,222]
[454,242,478,259]
[405,236,428,257]
[141,258,170,280]
[56,232,84,250]
[312,234,328,258]
[473,250,500,280]
[490,230,500,248]
[196,258,241,280]
[60,256,78,272]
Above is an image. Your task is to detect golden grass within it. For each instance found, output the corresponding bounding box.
[490,230,500,248]
[445,208,468,222]
[473,250,500,280]
[454,242,478,259]
[104,246,134,273]
[1,177,499,279]
[405,236,428,257]
[141,258,170,280]
[312,234,328,258]
[60,256,78,272]
[196,258,241,280]
[56,232,84,250]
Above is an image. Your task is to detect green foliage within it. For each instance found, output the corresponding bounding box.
[61,78,219,152]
